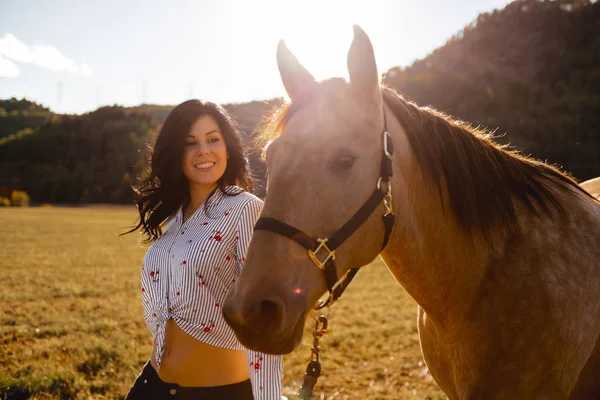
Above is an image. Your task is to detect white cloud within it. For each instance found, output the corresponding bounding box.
[0,55,20,78]
[80,63,92,77]
[0,33,91,77]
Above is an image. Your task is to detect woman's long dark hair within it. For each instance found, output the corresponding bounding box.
[126,99,253,242]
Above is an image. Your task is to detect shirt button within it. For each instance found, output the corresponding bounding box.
[170,388,177,395]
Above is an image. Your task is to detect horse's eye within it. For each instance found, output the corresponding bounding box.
[331,155,356,171]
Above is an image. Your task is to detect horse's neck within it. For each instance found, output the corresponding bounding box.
[379,123,490,325]
[380,153,597,327]
[380,181,488,325]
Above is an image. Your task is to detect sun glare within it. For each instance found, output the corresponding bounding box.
[219,0,391,104]
[268,1,383,82]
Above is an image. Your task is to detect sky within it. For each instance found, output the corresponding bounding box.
[0,0,514,114]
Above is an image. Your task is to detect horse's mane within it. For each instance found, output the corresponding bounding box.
[257,80,592,239]
[381,86,591,237]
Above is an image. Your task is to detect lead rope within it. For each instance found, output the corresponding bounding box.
[298,313,329,399]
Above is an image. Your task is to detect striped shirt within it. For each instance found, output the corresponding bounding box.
[141,187,283,399]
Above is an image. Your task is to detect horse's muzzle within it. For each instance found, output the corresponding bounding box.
[222,289,305,354]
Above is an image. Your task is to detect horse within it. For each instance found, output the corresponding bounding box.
[581,177,600,199]
[223,26,600,399]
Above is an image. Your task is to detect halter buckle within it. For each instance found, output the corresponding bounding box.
[383,131,393,160]
[308,239,336,270]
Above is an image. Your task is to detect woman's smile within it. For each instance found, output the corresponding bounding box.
[194,162,216,170]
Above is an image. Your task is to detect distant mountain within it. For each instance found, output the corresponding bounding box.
[0,98,53,142]
[1,0,598,204]
[383,0,600,181]
[0,99,280,203]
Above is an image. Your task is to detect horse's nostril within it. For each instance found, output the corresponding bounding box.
[261,300,278,319]
[223,297,283,334]
[256,299,282,331]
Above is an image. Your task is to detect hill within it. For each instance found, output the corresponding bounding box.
[383,0,600,180]
[0,100,280,203]
[1,0,598,203]
[0,98,53,143]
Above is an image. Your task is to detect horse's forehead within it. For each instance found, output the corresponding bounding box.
[285,93,369,141]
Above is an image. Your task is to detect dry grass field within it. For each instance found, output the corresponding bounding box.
[0,208,445,399]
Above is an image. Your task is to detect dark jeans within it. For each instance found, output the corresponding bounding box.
[125,361,254,400]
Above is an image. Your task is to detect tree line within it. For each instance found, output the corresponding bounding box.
[0,0,598,204]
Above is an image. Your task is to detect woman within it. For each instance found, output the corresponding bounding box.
[125,99,283,399]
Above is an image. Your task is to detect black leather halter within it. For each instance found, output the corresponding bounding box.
[254,110,395,309]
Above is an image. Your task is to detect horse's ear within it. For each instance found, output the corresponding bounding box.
[347,25,382,108]
[277,40,316,101]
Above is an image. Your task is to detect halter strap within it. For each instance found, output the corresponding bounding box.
[254,109,395,309]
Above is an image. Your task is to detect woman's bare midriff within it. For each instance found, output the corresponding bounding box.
[150,319,249,386]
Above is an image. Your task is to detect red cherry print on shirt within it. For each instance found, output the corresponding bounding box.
[224,212,229,216]
[176,291,180,296]
[182,260,187,265]
[202,222,208,226]
[188,240,192,243]
[215,303,220,307]
[226,256,231,261]
[149,271,155,277]
[259,357,263,361]
[236,236,239,240]
[201,322,214,333]
[141,288,145,292]
[254,363,261,371]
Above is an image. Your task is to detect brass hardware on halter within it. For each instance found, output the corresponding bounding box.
[384,192,393,216]
[298,313,329,399]
[383,130,393,160]
[377,178,394,216]
[307,238,336,270]
[315,271,350,310]
[377,176,389,191]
